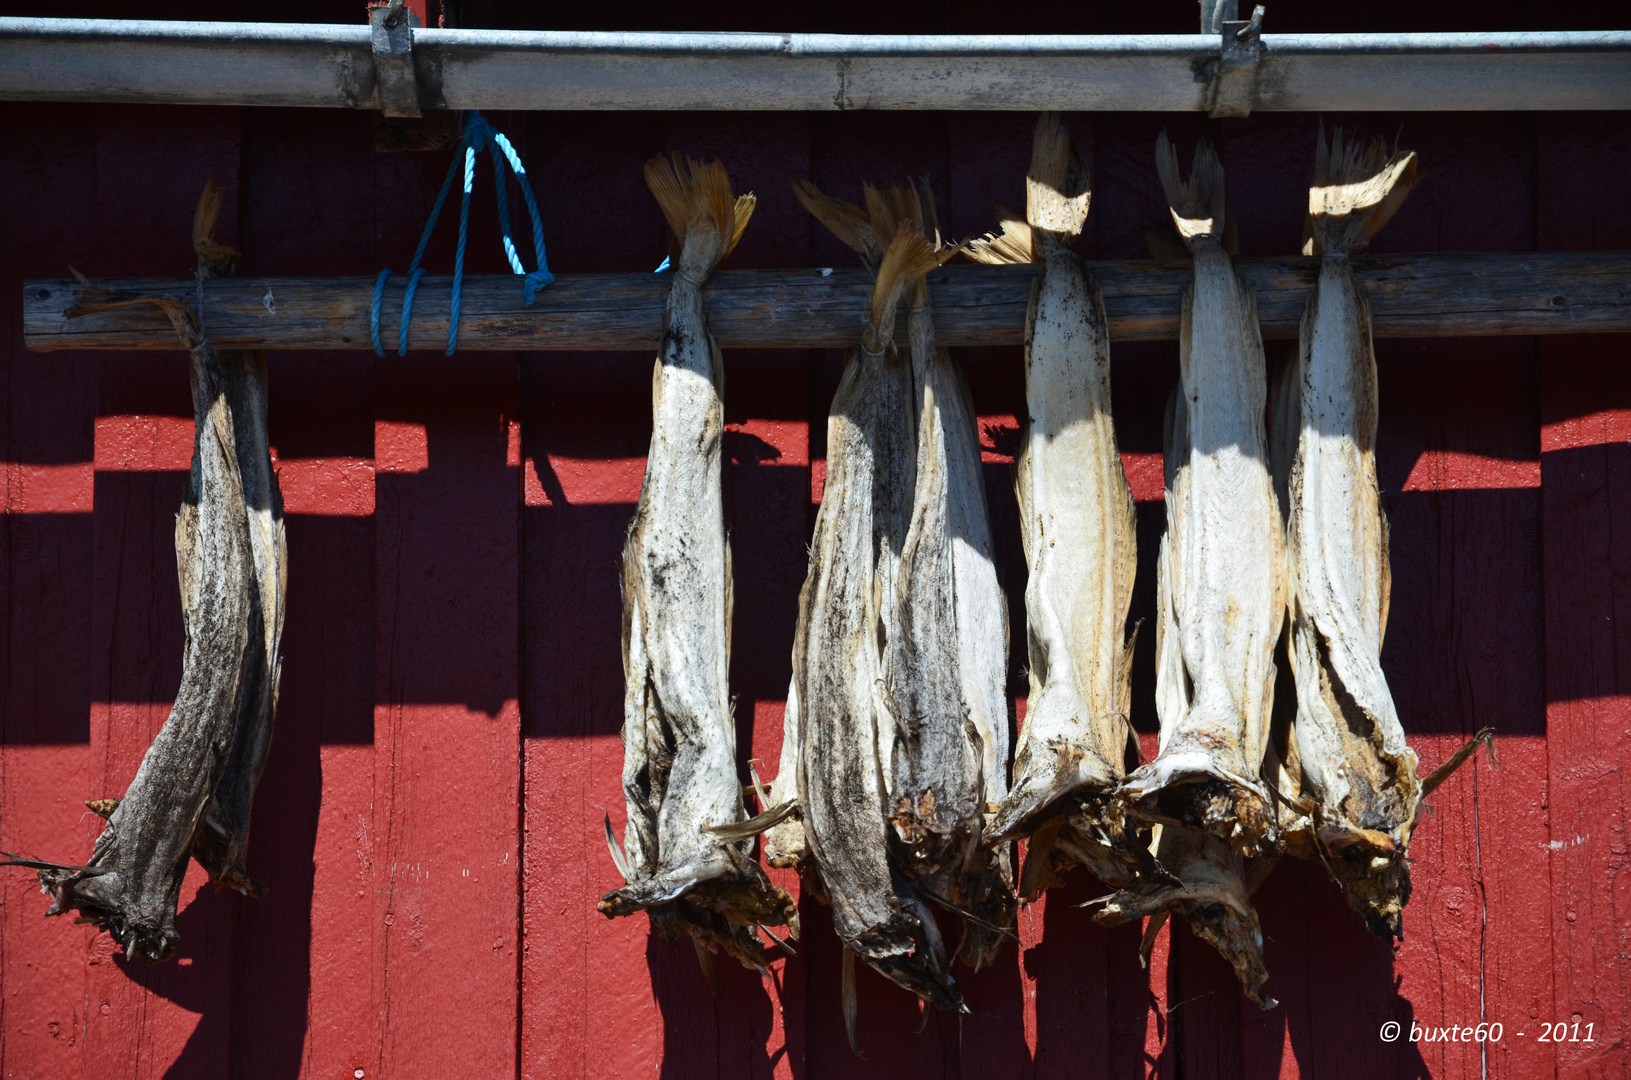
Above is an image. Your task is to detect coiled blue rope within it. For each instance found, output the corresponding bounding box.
[371,111,555,357]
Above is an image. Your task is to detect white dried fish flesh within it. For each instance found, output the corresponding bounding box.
[1278,130,1422,939]
[973,113,1146,897]
[1104,138,1283,1008]
[1122,137,1284,857]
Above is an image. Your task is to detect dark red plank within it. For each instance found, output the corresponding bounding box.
[0,99,97,1080]
[1537,110,1631,1080]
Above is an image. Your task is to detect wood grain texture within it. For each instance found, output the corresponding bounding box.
[24,250,1631,352]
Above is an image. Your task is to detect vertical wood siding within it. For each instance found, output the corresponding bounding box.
[1,1,1627,1077]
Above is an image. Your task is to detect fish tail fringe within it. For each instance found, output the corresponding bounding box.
[792,180,882,264]
[644,154,750,281]
[1154,131,1228,249]
[862,226,938,354]
[1304,125,1419,256]
[964,203,1033,265]
[1026,111,1091,253]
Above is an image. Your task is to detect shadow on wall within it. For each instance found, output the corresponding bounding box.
[621,859,1440,1079]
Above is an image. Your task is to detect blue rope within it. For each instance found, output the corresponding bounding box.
[370,111,555,357]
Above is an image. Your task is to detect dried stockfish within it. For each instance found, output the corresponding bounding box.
[188,182,288,896]
[1106,137,1284,1007]
[971,113,1148,899]
[5,182,286,960]
[778,181,958,1012]
[1275,129,1437,940]
[1121,136,1284,856]
[878,182,1016,969]
[598,156,798,972]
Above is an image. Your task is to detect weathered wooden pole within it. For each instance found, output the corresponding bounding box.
[23,252,1631,353]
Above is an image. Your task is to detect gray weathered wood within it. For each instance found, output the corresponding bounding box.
[24,252,1631,353]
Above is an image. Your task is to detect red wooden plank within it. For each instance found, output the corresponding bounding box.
[230,108,382,1080]
[369,352,521,1078]
[1537,110,1631,1080]
[0,100,97,1080]
[517,104,666,1080]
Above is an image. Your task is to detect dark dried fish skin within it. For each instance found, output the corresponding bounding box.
[1098,826,1274,1008]
[888,301,1017,968]
[601,170,797,966]
[190,349,287,897]
[795,337,960,1008]
[37,310,261,962]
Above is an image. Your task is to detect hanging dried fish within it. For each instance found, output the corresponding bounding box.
[188,183,287,896]
[875,182,1016,969]
[1105,137,1284,1007]
[598,156,798,974]
[1120,136,1284,856]
[970,113,1148,899]
[1274,130,1432,939]
[2,181,286,961]
[777,179,958,1014]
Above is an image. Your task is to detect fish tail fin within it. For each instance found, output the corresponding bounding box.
[1027,111,1091,254]
[1155,132,1227,250]
[794,180,883,266]
[727,192,755,261]
[645,154,747,280]
[1304,125,1418,255]
[863,225,938,353]
[966,203,1034,265]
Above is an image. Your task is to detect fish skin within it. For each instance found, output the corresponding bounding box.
[1097,825,1274,1008]
[766,205,957,1007]
[601,161,796,971]
[34,303,257,962]
[1279,135,1422,940]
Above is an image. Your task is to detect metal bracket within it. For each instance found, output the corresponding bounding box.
[370,0,422,118]
[1210,5,1264,119]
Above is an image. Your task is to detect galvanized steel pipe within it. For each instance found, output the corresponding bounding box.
[0,18,1627,112]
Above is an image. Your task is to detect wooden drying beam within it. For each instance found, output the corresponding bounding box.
[23,251,1631,352]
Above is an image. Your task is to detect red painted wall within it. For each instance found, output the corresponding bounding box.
[1,1,1628,1077]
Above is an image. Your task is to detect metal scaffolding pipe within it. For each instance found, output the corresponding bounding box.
[1,18,1627,113]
